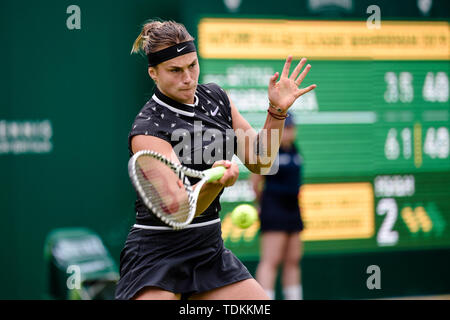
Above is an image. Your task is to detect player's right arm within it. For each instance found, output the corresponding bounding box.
[130,135,238,216]
[131,135,180,164]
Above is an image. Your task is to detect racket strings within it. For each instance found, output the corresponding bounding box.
[137,169,193,221]
[135,157,194,222]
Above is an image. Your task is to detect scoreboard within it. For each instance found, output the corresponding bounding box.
[197,18,450,257]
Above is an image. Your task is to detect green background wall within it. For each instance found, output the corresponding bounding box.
[0,0,182,299]
[1,0,449,299]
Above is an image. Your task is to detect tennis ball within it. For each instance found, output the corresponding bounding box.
[231,204,258,229]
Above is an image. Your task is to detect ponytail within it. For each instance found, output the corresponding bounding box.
[131,20,194,56]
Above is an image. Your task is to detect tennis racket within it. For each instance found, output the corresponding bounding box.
[128,150,226,230]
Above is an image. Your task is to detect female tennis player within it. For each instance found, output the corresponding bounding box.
[115,19,316,300]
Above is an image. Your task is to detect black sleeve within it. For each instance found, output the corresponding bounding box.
[127,104,172,155]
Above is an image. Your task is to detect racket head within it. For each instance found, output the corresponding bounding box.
[128,150,199,230]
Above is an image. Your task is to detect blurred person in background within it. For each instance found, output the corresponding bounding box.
[251,112,304,300]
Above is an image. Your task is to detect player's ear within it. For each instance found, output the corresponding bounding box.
[148,66,158,83]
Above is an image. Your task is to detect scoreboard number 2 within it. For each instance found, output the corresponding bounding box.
[376,198,399,246]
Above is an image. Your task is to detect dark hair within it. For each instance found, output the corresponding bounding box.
[131,19,194,55]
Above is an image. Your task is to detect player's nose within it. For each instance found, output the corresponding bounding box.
[181,70,192,84]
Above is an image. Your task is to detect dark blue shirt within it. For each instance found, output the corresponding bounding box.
[263,145,303,196]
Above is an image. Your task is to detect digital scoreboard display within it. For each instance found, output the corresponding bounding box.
[197,18,450,257]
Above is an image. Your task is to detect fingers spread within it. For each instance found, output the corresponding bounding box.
[269,72,279,86]
[295,84,317,98]
[281,56,293,78]
[290,58,307,81]
[295,64,311,86]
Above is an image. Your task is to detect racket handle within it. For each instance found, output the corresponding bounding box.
[204,166,226,182]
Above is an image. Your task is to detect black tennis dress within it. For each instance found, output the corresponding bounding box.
[115,83,252,300]
[259,145,304,233]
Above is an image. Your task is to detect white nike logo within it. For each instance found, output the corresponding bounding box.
[177,46,187,52]
[211,106,219,116]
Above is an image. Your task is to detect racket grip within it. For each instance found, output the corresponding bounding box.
[204,166,226,182]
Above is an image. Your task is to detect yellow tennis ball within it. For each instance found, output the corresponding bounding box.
[231,204,258,229]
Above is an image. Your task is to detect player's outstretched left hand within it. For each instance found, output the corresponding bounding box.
[268,56,317,114]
